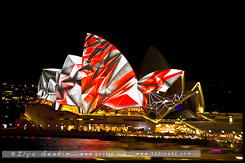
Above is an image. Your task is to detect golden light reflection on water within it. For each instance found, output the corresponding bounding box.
[2,136,243,161]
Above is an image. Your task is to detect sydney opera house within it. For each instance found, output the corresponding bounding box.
[16,33,206,133]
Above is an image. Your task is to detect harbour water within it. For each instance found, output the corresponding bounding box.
[2,135,115,151]
[1,135,242,161]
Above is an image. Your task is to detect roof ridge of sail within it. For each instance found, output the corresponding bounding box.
[138,46,171,79]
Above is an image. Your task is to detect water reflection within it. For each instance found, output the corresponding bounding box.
[2,136,242,161]
[2,136,115,151]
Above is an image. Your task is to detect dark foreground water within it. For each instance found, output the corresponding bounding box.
[2,135,116,162]
[1,135,242,161]
[2,135,115,150]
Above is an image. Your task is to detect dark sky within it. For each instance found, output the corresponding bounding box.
[2,31,242,84]
[1,3,242,113]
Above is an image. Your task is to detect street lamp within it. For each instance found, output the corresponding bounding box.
[229,116,233,123]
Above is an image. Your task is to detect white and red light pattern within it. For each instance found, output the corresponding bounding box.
[81,33,142,113]
[138,69,183,108]
[101,78,143,110]
[39,33,184,114]
[37,68,61,103]
[55,55,83,111]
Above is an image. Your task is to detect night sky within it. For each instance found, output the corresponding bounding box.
[2,4,242,113]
